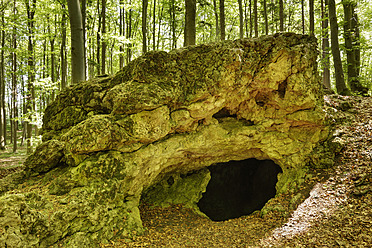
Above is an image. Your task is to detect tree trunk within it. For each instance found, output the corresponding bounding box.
[12,0,17,152]
[238,0,244,38]
[96,0,101,75]
[244,0,249,37]
[156,6,163,50]
[343,1,367,94]
[213,0,219,40]
[184,0,196,46]
[50,35,55,93]
[352,4,360,78]
[0,2,5,149]
[219,0,225,40]
[81,0,86,79]
[67,0,86,84]
[142,0,148,53]
[152,0,156,50]
[61,7,67,90]
[309,0,314,35]
[253,0,258,37]
[249,0,252,37]
[263,0,268,35]
[321,0,331,90]
[279,0,284,32]
[329,0,348,95]
[126,1,132,64]
[170,0,176,48]
[101,0,107,75]
[119,0,125,68]
[301,0,304,34]
[25,0,36,154]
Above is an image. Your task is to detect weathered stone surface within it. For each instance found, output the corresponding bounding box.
[0,33,336,247]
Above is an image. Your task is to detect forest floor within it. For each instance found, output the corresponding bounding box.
[0,145,27,179]
[1,95,371,247]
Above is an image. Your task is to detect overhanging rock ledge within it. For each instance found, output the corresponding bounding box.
[0,33,337,247]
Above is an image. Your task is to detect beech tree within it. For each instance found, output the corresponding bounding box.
[184,0,196,46]
[220,0,225,40]
[279,0,284,32]
[321,0,331,90]
[11,0,17,152]
[0,0,6,149]
[343,0,368,94]
[25,0,36,154]
[142,0,148,53]
[309,0,314,35]
[238,0,243,38]
[67,0,85,84]
[329,0,349,95]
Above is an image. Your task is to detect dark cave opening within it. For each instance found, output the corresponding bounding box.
[197,159,282,221]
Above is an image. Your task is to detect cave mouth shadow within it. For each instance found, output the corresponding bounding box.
[197,158,282,222]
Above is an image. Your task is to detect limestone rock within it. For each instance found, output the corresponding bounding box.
[0,33,335,247]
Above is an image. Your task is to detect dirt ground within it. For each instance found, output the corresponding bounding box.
[1,95,371,247]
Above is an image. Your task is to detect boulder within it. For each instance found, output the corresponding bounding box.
[0,33,336,247]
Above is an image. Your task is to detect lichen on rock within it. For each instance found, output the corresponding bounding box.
[0,33,337,247]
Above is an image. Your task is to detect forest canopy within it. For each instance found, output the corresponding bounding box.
[0,0,371,153]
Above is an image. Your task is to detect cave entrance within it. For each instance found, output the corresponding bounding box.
[197,159,282,221]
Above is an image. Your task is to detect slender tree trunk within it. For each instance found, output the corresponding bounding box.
[301,0,305,34]
[119,0,125,68]
[101,0,106,75]
[249,0,252,37]
[21,78,26,147]
[352,5,360,78]
[279,0,284,32]
[156,6,163,49]
[213,0,219,40]
[25,0,36,154]
[126,1,132,64]
[329,0,348,95]
[12,0,17,152]
[67,0,86,84]
[142,0,148,53]
[253,0,258,37]
[263,0,268,35]
[61,7,67,89]
[343,1,367,94]
[244,0,249,37]
[0,2,6,148]
[96,0,101,74]
[152,0,156,50]
[309,0,314,35]
[238,0,244,38]
[321,0,331,89]
[81,0,86,79]
[219,0,225,40]
[184,0,196,46]
[50,36,55,92]
[170,0,176,48]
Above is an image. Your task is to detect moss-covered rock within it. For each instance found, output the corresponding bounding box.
[0,33,338,247]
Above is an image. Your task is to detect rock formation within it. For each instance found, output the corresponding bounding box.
[0,33,338,247]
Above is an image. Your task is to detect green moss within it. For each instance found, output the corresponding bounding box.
[141,168,211,210]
